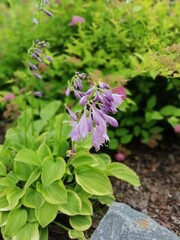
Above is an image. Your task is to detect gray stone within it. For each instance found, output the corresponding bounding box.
[90,202,180,240]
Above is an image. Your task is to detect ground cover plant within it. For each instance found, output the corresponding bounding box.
[0,1,140,239]
[0,0,179,239]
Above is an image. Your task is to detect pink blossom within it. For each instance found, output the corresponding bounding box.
[174,124,180,133]
[115,153,125,162]
[112,86,126,100]
[69,16,85,26]
[2,93,15,102]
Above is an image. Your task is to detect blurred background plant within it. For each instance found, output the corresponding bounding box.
[0,0,180,149]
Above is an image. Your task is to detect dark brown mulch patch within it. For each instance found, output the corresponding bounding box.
[113,135,180,237]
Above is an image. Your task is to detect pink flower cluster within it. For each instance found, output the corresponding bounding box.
[69,16,85,26]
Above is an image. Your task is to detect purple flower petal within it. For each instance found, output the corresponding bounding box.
[66,106,78,121]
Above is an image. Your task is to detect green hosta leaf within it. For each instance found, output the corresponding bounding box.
[24,168,41,189]
[75,165,112,196]
[93,154,111,166]
[106,163,140,186]
[146,95,157,110]
[0,196,10,211]
[4,208,27,237]
[54,114,71,143]
[40,100,61,121]
[37,143,52,162]
[68,230,86,240]
[36,181,67,204]
[78,195,93,215]
[74,185,92,198]
[14,161,34,181]
[41,157,66,186]
[0,171,18,187]
[22,188,45,209]
[7,187,25,209]
[33,119,47,134]
[76,135,92,151]
[120,134,133,144]
[69,215,92,231]
[174,109,180,117]
[72,153,99,168]
[39,227,48,240]
[13,222,39,240]
[15,148,41,166]
[160,105,177,116]
[59,190,82,216]
[0,162,6,177]
[94,194,115,206]
[35,202,58,228]
[26,209,36,223]
[0,212,9,227]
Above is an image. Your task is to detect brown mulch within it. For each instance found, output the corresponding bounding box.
[113,136,180,237]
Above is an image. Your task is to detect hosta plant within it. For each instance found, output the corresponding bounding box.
[0,76,140,240]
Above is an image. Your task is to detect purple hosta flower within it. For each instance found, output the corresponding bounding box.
[174,124,180,133]
[33,72,42,80]
[42,8,53,17]
[65,85,71,96]
[44,0,50,4]
[69,106,90,141]
[28,61,38,71]
[2,93,15,102]
[45,56,53,62]
[69,16,85,26]
[66,106,78,121]
[112,86,126,100]
[34,91,42,97]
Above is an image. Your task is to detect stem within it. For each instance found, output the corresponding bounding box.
[54,221,71,231]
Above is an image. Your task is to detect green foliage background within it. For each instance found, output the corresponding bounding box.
[0,0,180,147]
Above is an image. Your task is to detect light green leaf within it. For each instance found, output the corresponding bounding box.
[0,212,9,227]
[15,148,41,166]
[40,100,61,121]
[7,187,25,209]
[69,215,92,231]
[94,194,115,206]
[106,163,140,186]
[0,196,10,211]
[160,105,177,116]
[14,161,34,181]
[37,143,52,162]
[24,168,41,189]
[59,190,82,216]
[4,208,27,237]
[108,138,118,150]
[13,222,39,240]
[68,230,86,240]
[146,95,157,110]
[151,111,163,120]
[35,202,58,228]
[120,134,133,144]
[72,153,99,168]
[36,181,67,204]
[93,154,111,166]
[75,165,112,196]
[78,195,93,215]
[22,188,45,209]
[0,162,6,177]
[41,157,66,186]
